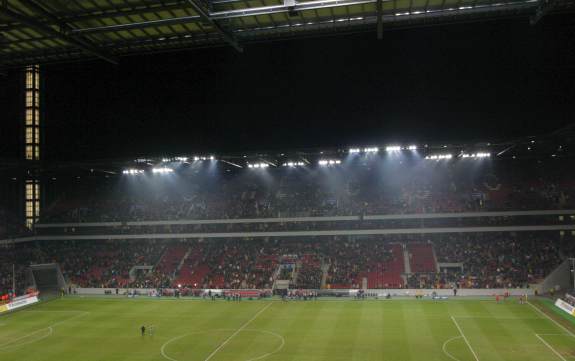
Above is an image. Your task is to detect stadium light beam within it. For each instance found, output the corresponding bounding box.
[122,169,144,175]
[425,154,453,160]
[318,159,341,166]
[283,161,305,167]
[152,167,174,174]
[461,152,491,158]
[220,160,243,168]
[385,146,401,152]
[247,163,269,169]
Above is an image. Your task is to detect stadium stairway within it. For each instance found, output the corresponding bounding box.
[431,246,440,272]
[320,260,329,288]
[174,245,208,287]
[176,247,192,273]
[403,244,411,274]
[156,244,188,278]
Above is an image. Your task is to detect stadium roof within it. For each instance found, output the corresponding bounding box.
[1,0,574,67]
[0,127,573,180]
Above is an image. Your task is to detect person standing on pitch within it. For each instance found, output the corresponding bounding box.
[141,325,146,336]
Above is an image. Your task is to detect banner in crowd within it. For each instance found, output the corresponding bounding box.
[0,295,39,314]
[554,298,575,317]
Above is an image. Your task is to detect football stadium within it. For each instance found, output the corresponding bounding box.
[2,1,575,360]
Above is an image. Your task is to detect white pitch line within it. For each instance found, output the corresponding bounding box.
[450,316,480,361]
[244,329,286,361]
[50,311,90,328]
[536,334,567,361]
[454,316,545,320]
[204,303,273,361]
[0,327,52,349]
[442,335,463,361]
[528,302,575,338]
[0,311,88,351]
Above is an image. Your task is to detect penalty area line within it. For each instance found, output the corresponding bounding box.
[536,334,567,361]
[527,302,575,338]
[450,316,480,361]
[203,302,273,361]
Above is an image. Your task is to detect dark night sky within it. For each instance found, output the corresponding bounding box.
[1,15,575,161]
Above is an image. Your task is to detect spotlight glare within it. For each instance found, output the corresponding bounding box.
[425,154,452,160]
[248,162,269,169]
[363,147,379,153]
[349,148,361,154]
[407,145,417,150]
[385,146,401,152]
[283,161,305,167]
[319,159,341,166]
[461,152,490,159]
[152,167,174,174]
[123,169,144,175]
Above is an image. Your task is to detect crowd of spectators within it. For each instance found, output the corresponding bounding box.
[432,233,564,288]
[5,232,574,293]
[294,255,323,289]
[325,240,395,288]
[39,161,575,225]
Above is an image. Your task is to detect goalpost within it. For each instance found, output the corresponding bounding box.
[29,264,66,299]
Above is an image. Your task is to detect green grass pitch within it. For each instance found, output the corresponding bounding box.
[1,296,575,361]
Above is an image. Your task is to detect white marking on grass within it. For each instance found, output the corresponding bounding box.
[50,311,89,327]
[450,316,480,361]
[160,328,284,361]
[244,329,285,361]
[536,333,567,361]
[204,302,273,361]
[528,302,575,338]
[442,335,463,361]
[454,316,545,320]
[0,327,53,349]
[23,310,87,313]
[0,310,89,351]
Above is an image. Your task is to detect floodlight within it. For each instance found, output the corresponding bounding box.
[319,159,340,166]
[152,167,174,173]
[283,162,304,167]
[123,169,144,175]
[248,162,269,169]
[425,154,452,160]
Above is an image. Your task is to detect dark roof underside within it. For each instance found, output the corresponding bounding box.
[0,0,574,66]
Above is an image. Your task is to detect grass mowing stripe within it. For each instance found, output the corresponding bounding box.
[528,301,575,337]
[450,316,480,361]
[6,297,575,361]
[203,302,273,361]
[535,334,567,361]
